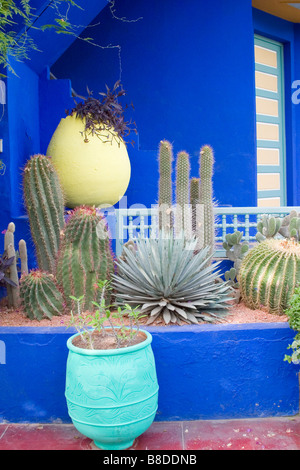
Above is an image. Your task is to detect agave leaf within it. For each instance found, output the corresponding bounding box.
[163,308,171,324]
[150,305,163,316]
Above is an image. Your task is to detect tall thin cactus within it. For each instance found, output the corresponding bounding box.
[23,154,65,273]
[199,145,215,257]
[175,151,191,237]
[158,140,173,231]
[4,222,20,307]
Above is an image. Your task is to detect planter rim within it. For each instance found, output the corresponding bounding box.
[66,327,152,357]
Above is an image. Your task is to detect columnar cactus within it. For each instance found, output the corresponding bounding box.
[190,177,200,233]
[19,239,28,275]
[20,270,65,320]
[175,151,191,237]
[4,222,20,308]
[56,206,115,311]
[23,154,65,273]
[239,238,300,314]
[158,140,173,232]
[199,145,215,257]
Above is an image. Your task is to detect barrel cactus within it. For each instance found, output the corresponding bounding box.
[20,270,65,320]
[239,238,300,314]
[56,206,115,311]
[23,154,65,273]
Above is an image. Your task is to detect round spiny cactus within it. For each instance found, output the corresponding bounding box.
[56,206,115,312]
[20,270,65,320]
[239,238,300,314]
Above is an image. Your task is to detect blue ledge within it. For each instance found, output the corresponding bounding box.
[0,323,299,423]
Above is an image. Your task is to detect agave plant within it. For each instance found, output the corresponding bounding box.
[113,233,233,325]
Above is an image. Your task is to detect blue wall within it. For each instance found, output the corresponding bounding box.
[0,324,298,423]
[51,0,258,209]
[2,0,300,275]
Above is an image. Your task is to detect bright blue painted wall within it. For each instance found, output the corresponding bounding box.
[51,0,258,209]
[2,0,300,276]
[0,324,298,423]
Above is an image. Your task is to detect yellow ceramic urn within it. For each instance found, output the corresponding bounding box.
[46,114,131,208]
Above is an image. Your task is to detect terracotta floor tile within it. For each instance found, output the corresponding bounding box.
[131,421,183,450]
[0,424,93,450]
[1,417,300,451]
[183,417,300,450]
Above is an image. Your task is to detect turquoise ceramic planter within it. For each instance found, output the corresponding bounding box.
[65,329,159,450]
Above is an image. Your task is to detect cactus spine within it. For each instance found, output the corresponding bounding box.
[56,206,115,311]
[20,270,65,320]
[239,238,300,314]
[199,145,215,257]
[23,154,65,273]
[175,151,191,237]
[158,140,173,231]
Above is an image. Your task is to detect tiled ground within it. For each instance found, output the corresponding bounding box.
[1,416,300,450]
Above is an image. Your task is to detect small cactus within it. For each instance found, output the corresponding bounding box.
[20,270,65,320]
[289,217,300,241]
[223,231,249,279]
[256,214,282,242]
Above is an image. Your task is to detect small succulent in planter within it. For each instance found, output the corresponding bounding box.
[65,279,159,451]
[67,280,146,350]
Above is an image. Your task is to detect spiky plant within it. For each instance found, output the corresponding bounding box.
[113,233,232,325]
[23,154,65,273]
[20,270,65,320]
[56,206,115,311]
[239,238,300,314]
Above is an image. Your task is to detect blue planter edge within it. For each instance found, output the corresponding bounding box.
[0,322,299,423]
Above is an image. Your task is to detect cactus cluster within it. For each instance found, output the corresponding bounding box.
[157,141,214,253]
[0,153,116,321]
